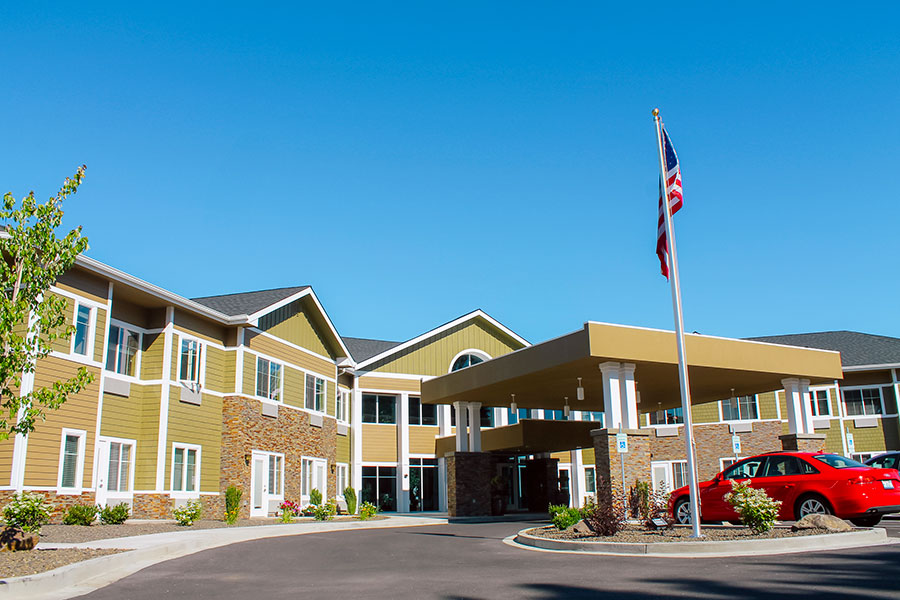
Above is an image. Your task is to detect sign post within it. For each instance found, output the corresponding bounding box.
[731,434,741,462]
[616,433,628,516]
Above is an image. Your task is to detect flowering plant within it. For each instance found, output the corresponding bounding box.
[279,500,299,523]
[724,479,781,534]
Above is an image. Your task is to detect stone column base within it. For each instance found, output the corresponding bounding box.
[446,451,495,517]
[779,433,827,453]
[591,428,651,500]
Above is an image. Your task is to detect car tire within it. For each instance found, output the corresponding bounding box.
[849,515,882,527]
[674,497,692,525]
[794,494,832,520]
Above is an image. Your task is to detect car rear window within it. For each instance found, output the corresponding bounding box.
[813,454,868,469]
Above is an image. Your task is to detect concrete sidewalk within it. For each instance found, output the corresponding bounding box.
[4,515,449,600]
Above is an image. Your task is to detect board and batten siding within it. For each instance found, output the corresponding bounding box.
[257,298,337,359]
[364,320,523,377]
[361,424,397,462]
[23,356,101,487]
[165,389,223,492]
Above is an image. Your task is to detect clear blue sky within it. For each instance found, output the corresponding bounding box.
[3,2,898,345]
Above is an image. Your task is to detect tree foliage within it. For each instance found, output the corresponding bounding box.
[0,166,93,440]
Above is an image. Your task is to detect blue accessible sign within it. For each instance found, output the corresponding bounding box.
[616,432,628,453]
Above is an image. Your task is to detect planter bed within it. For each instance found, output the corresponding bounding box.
[0,548,125,579]
[531,524,830,543]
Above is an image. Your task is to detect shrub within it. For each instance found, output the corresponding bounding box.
[173,500,202,526]
[99,503,130,525]
[313,499,337,521]
[550,506,582,531]
[344,487,357,515]
[224,486,242,525]
[358,501,378,521]
[3,492,52,533]
[63,504,98,526]
[581,479,626,537]
[279,500,299,523]
[628,481,651,521]
[309,488,323,507]
[724,479,781,534]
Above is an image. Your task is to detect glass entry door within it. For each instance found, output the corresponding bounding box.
[408,458,438,511]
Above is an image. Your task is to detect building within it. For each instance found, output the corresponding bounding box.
[1,252,898,519]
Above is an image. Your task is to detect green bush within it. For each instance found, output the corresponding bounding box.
[224,486,242,525]
[63,504,98,526]
[547,504,568,519]
[2,492,52,533]
[309,488,323,506]
[313,499,337,521]
[99,503,130,525]
[551,506,582,530]
[173,500,202,526]
[343,487,357,515]
[724,479,781,534]
[357,501,378,521]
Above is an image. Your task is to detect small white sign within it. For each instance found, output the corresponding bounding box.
[731,435,741,455]
[846,433,855,454]
[616,432,628,453]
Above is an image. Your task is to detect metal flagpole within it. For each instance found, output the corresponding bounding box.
[652,108,703,538]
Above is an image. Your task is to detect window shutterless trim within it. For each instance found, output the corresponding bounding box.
[170,442,202,497]
[57,428,87,494]
[70,303,95,357]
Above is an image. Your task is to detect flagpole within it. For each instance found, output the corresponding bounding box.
[652,108,703,538]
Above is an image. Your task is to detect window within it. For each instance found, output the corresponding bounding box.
[584,467,596,493]
[179,339,202,384]
[106,441,133,492]
[106,324,140,376]
[336,463,349,497]
[723,457,765,480]
[582,411,605,425]
[808,389,831,417]
[72,304,92,356]
[336,390,349,423]
[843,388,882,416]
[305,374,325,412]
[268,454,283,497]
[301,457,327,500]
[58,430,85,490]
[172,444,199,492]
[256,357,282,401]
[361,466,397,511]
[451,353,485,372]
[362,394,396,424]
[544,409,565,421]
[650,407,683,425]
[409,396,437,426]
[721,395,758,421]
[508,408,533,425]
[867,454,899,470]
[651,460,686,492]
[480,407,495,427]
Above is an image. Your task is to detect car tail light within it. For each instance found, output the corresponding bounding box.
[848,475,877,486]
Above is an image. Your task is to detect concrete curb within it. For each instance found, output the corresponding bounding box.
[0,516,448,600]
[511,526,894,558]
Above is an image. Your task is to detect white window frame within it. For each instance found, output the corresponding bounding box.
[583,466,596,494]
[719,395,760,422]
[171,442,202,497]
[256,356,284,402]
[841,386,885,417]
[70,302,95,357]
[300,456,328,504]
[105,321,143,379]
[305,374,326,413]
[57,428,87,494]
[176,336,205,391]
[102,436,137,496]
[651,460,687,493]
[808,387,833,417]
[266,451,285,499]
[720,457,739,472]
[336,389,350,423]
[336,463,349,499]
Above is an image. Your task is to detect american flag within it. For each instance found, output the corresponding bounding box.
[656,123,683,279]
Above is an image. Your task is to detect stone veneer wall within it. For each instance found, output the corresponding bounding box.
[0,490,97,524]
[221,395,337,518]
[592,428,651,500]
[779,433,827,453]
[446,452,495,517]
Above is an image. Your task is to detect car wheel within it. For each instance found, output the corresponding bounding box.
[674,497,692,525]
[849,515,882,527]
[795,494,832,519]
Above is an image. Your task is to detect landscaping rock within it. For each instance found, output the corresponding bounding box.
[566,519,593,535]
[0,526,39,551]
[791,514,852,532]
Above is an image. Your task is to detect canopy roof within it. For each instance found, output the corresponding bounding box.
[434,419,598,457]
[421,322,843,412]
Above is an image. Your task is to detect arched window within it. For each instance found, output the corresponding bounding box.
[451,353,485,372]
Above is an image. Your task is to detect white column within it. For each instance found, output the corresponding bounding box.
[467,402,482,452]
[782,377,810,435]
[569,449,584,508]
[619,363,639,429]
[155,306,175,491]
[439,405,452,438]
[798,379,815,434]
[397,393,410,512]
[497,406,509,427]
[351,381,363,493]
[454,401,469,451]
[599,362,622,429]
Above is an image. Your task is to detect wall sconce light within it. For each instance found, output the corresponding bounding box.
[330,463,336,474]
[576,377,584,401]
[510,393,517,413]
[244,453,251,466]
[636,390,641,405]
[563,397,570,419]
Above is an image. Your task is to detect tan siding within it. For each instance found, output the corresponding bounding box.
[362,424,397,462]
[134,385,161,490]
[409,426,439,454]
[49,295,76,353]
[23,357,101,487]
[173,310,228,345]
[692,402,720,424]
[258,298,334,358]
[336,434,351,463]
[551,451,569,461]
[242,352,256,397]
[581,447,595,464]
[366,319,523,376]
[0,437,14,484]
[204,346,229,394]
[848,418,899,453]
[757,391,779,420]
[221,350,236,394]
[57,269,109,304]
[283,366,304,408]
[326,381,335,416]
[245,329,335,377]
[357,377,421,393]
[141,333,166,380]
[93,309,108,363]
[165,389,223,492]
[170,335,179,381]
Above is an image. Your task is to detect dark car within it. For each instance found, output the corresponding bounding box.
[865,452,900,471]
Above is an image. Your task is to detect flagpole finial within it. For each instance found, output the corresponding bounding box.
[652,108,660,117]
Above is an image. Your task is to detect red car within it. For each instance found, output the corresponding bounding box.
[669,452,900,527]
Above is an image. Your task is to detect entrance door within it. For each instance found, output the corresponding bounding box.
[250,451,285,517]
[301,457,328,504]
[409,458,439,511]
[96,437,135,508]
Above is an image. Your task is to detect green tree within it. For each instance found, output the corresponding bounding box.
[0,166,93,441]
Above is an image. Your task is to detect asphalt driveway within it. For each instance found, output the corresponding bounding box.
[77,519,900,600]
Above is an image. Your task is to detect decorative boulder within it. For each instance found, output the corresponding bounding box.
[791,514,853,533]
[566,519,593,535]
[0,527,39,551]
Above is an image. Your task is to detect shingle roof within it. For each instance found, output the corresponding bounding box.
[748,331,900,367]
[191,286,309,317]
[342,337,402,363]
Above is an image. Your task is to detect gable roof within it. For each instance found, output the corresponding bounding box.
[342,337,403,363]
[747,331,900,369]
[191,286,310,316]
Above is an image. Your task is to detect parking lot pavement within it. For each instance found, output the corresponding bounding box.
[77,519,900,600]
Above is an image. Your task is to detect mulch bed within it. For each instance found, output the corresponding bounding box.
[0,548,125,579]
[528,523,834,543]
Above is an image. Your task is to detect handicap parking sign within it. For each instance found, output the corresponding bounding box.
[616,432,628,453]
[731,435,741,455]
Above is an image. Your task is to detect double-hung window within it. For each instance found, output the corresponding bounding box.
[305,374,325,412]
[106,324,141,376]
[107,441,134,492]
[721,395,758,421]
[72,303,93,356]
[843,388,883,416]
[408,397,437,425]
[179,339,203,388]
[256,357,282,401]
[808,389,831,417]
[268,454,283,497]
[336,390,349,423]
[58,429,86,492]
[172,444,200,493]
[362,394,396,424]
[584,467,596,494]
[336,463,349,497]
